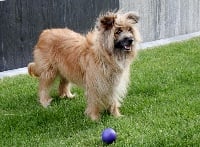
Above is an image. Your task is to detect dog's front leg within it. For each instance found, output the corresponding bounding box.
[85,104,100,121]
[84,90,101,121]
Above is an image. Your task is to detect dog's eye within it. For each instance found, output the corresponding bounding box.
[115,29,122,35]
[128,27,132,32]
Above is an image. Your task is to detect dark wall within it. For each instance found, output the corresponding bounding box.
[0,0,119,72]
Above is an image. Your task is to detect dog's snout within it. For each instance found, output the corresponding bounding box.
[124,37,133,44]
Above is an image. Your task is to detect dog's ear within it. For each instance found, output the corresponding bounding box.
[125,12,139,24]
[99,13,116,30]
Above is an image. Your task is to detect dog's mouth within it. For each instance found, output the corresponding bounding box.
[123,45,132,51]
[114,37,133,51]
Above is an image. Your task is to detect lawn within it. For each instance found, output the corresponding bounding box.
[0,37,200,146]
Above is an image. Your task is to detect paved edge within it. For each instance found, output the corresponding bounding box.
[139,31,200,49]
[0,67,28,79]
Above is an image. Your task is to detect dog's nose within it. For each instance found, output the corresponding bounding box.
[124,37,133,44]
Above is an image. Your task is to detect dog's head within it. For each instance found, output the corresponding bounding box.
[96,11,141,54]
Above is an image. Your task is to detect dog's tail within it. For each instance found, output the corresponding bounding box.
[28,62,39,77]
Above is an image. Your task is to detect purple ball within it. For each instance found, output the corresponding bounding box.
[101,128,117,144]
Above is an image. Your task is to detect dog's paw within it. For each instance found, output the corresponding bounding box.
[40,98,53,108]
[60,93,76,99]
[85,109,100,121]
[110,107,123,118]
[67,92,75,98]
[90,114,100,121]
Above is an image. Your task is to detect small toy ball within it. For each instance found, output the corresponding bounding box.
[101,128,117,144]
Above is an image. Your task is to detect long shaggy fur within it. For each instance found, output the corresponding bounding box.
[28,11,141,120]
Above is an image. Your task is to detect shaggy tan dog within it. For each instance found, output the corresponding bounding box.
[28,11,141,120]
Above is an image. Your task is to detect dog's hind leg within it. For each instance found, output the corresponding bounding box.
[39,71,56,107]
[59,77,75,98]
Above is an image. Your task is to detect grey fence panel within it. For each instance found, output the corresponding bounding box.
[120,0,200,42]
[0,0,119,71]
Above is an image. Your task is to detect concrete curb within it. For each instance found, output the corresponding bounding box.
[1,31,200,79]
[0,67,27,79]
[139,31,200,49]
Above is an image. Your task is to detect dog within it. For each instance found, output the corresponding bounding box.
[28,11,141,120]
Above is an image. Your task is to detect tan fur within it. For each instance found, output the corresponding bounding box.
[28,11,141,120]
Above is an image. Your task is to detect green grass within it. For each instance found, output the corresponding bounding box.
[0,37,200,146]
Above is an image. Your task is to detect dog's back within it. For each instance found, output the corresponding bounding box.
[28,28,95,87]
